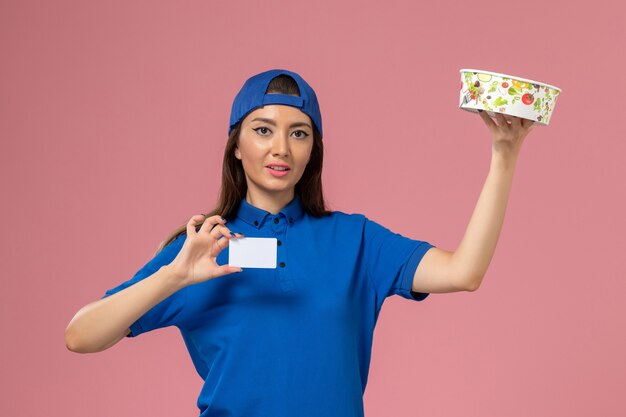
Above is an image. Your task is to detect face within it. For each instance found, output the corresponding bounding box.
[235,104,314,201]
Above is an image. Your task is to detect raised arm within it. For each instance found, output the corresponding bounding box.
[412,111,536,293]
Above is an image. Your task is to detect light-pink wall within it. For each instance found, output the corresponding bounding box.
[2,1,624,416]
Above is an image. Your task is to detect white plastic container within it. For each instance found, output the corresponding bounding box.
[459,69,561,126]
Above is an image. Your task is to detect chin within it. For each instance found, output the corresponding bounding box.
[266,186,295,194]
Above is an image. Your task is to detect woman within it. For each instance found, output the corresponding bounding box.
[65,69,535,416]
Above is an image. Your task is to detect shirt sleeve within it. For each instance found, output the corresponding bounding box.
[100,233,189,338]
[362,216,435,302]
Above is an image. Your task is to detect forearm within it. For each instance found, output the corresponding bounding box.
[453,154,517,290]
[65,264,184,353]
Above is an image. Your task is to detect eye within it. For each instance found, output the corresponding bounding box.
[253,127,271,136]
[292,130,309,139]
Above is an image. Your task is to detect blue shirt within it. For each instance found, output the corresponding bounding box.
[101,195,435,417]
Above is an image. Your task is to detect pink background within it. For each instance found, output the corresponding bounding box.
[2,1,624,416]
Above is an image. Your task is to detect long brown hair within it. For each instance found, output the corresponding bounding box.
[154,74,332,255]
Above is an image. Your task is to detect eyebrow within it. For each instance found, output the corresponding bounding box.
[250,117,312,130]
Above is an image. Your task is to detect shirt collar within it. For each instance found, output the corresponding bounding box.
[235,194,304,229]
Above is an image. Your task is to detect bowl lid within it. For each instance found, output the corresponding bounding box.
[459,68,561,92]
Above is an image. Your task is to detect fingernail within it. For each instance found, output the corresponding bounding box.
[230,231,236,237]
[238,268,243,273]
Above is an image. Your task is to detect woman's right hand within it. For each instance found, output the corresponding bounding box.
[168,214,244,288]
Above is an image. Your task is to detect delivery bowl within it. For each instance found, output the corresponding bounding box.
[459,69,561,126]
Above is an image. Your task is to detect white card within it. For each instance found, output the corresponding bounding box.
[228,237,277,268]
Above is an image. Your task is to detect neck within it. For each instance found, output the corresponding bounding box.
[245,189,295,214]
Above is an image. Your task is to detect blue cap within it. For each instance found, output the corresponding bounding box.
[228,69,323,139]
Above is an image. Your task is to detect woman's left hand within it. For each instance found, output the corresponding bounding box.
[478,111,536,161]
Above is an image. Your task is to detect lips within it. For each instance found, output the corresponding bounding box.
[265,163,291,171]
[265,166,290,177]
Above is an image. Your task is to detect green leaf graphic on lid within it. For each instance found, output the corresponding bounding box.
[508,87,520,95]
[493,97,508,106]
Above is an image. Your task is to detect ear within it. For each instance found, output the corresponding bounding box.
[234,147,241,160]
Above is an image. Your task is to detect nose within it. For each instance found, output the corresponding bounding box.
[271,131,290,156]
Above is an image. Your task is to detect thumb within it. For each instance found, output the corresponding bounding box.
[215,265,243,277]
